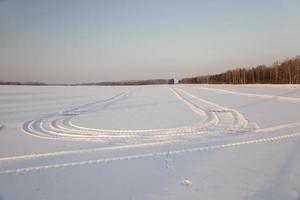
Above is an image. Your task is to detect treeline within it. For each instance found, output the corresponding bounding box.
[0,79,175,86]
[74,79,175,86]
[0,81,48,86]
[179,56,300,84]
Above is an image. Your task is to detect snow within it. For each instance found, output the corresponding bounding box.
[0,84,300,199]
[181,178,192,187]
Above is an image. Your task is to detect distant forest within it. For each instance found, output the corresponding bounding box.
[179,56,300,84]
[73,79,175,86]
[0,81,48,86]
[0,79,174,86]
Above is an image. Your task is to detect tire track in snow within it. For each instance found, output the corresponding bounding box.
[21,92,131,142]
[23,120,105,142]
[4,86,300,175]
[194,86,300,104]
[21,89,202,143]
[0,141,171,162]
[1,131,300,176]
[5,86,259,166]
[22,89,194,142]
[171,87,256,132]
[178,87,247,127]
[188,86,300,133]
[256,122,300,133]
[21,86,257,144]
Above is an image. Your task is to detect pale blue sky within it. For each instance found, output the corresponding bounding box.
[1,0,300,83]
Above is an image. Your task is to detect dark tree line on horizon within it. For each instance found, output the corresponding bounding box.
[0,79,175,86]
[179,56,300,84]
[74,79,175,86]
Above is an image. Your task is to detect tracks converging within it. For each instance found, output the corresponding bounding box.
[1,86,300,176]
[21,87,257,144]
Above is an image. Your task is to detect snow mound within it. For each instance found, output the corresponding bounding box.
[181,178,192,187]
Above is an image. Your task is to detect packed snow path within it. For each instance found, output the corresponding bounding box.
[0,85,300,200]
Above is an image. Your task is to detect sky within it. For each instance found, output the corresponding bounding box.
[1,0,300,83]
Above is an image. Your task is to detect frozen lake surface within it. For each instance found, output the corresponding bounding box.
[0,84,300,199]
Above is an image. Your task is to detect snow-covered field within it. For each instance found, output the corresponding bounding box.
[0,84,300,199]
